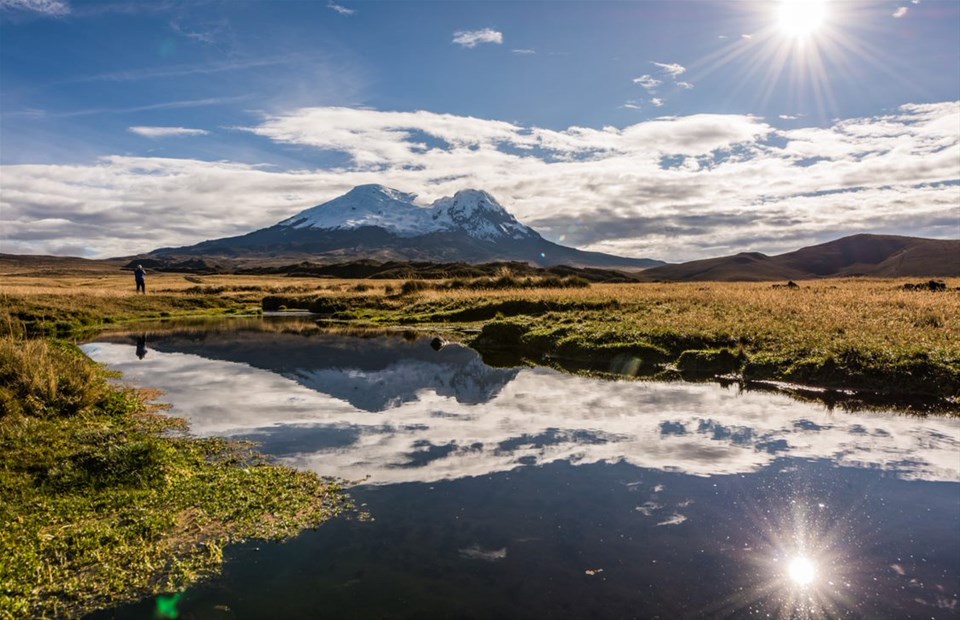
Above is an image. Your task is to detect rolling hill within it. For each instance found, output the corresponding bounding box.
[638,234,960,281]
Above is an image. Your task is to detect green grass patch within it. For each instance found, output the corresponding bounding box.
[0,335,352,617]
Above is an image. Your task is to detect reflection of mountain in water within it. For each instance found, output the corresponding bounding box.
[125,330,519,412]
[82,329,960,486]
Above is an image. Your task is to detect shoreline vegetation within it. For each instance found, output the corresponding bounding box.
[0,335,355,618]
[1,270,957,615]
[2,272,958,403]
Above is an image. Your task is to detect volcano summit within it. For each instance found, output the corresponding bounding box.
[149,185,664,269]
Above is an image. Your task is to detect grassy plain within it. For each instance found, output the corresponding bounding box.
[1,268,957,614]
[2,270,958,401]
[265,276,960,402]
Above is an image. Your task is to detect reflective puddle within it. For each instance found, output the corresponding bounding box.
[82,320,960,619]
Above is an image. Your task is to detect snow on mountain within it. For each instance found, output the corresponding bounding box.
[280,184,430,235]
[431,189,536,241]
[279,184,538,241]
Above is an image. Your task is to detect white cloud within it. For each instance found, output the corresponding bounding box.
[3,102,958,261]
[778,114,799,120]
[511,48,536,55]
[741,33,753,39]
[892,6,908,18]
[128,126,211,138]
[620,100,643,110]
[452,28,503,48]
[327,2,354,16]
[650,98,665,107]
[677,81,694,90]
[0,0,69,15]
[651,61,686,77]
[633,74,661,91]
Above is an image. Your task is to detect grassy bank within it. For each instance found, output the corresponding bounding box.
[261,278,960,401]
[0,335,353,617]
[1,272,957,401]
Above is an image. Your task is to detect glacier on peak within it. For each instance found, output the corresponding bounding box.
[279,185,538,241]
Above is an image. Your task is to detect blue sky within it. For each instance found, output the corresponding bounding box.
[1,0,958,260]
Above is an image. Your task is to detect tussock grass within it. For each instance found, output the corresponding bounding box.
[2,273,957,398]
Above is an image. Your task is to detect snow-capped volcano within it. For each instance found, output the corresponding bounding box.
[280,184,537,242]
[149,184,664,269]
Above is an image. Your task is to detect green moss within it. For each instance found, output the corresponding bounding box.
[0,336,352,617]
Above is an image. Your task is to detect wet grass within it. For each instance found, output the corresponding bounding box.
[259,278,960,401]
[0,335,354,617]
[2,272,957,400]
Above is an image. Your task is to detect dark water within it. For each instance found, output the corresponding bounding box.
[82,321,960,619]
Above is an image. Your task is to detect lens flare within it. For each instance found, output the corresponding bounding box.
[787,556,817,586]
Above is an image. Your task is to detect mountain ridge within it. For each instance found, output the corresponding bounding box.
[637,234,960,281]
[150,184,664,270]
[2,234,956,280]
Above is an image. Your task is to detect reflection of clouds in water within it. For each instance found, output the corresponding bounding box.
[82,343,960,485]
[458,546,507,561]
[656,514,687,527]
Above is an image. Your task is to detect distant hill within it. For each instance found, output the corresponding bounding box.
[639,234,960,281]
[6,233,956,282]
[0,253,127,276]
[147,184,664,271]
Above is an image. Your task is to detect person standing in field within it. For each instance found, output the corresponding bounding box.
[134,264,146,294]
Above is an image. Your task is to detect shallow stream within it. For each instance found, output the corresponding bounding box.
[82,319,960,619]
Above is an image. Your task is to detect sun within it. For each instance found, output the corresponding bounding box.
[777,0,827,38]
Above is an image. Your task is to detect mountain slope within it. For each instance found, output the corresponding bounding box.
[150,185,663,269]
[640,234,960,281]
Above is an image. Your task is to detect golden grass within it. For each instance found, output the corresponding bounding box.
[2,272,957,398]
[413,278,960,352]
[0,273,403,299]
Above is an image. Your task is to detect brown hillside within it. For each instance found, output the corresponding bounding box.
[641,234,960,281]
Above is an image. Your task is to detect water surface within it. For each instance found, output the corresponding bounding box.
[82,321,960,618]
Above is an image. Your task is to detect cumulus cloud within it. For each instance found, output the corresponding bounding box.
[128,126,211,138]
[892,6,908,18]
[3,102,958,260]
[327,2,354,16]
[0,0,69,15]
[452,28,503,48]
[650,98,664,107]
[633,74,661,91]
[651,61,686,77]
[677,81,694,90]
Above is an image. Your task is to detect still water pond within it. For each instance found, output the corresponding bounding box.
[82,320,959,619]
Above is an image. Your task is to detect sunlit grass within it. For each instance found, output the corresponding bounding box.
[0,335,354,617]
[2,274,957,398]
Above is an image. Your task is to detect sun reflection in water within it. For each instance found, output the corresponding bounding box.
[787,556,817,587]
[701,492,866,618]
